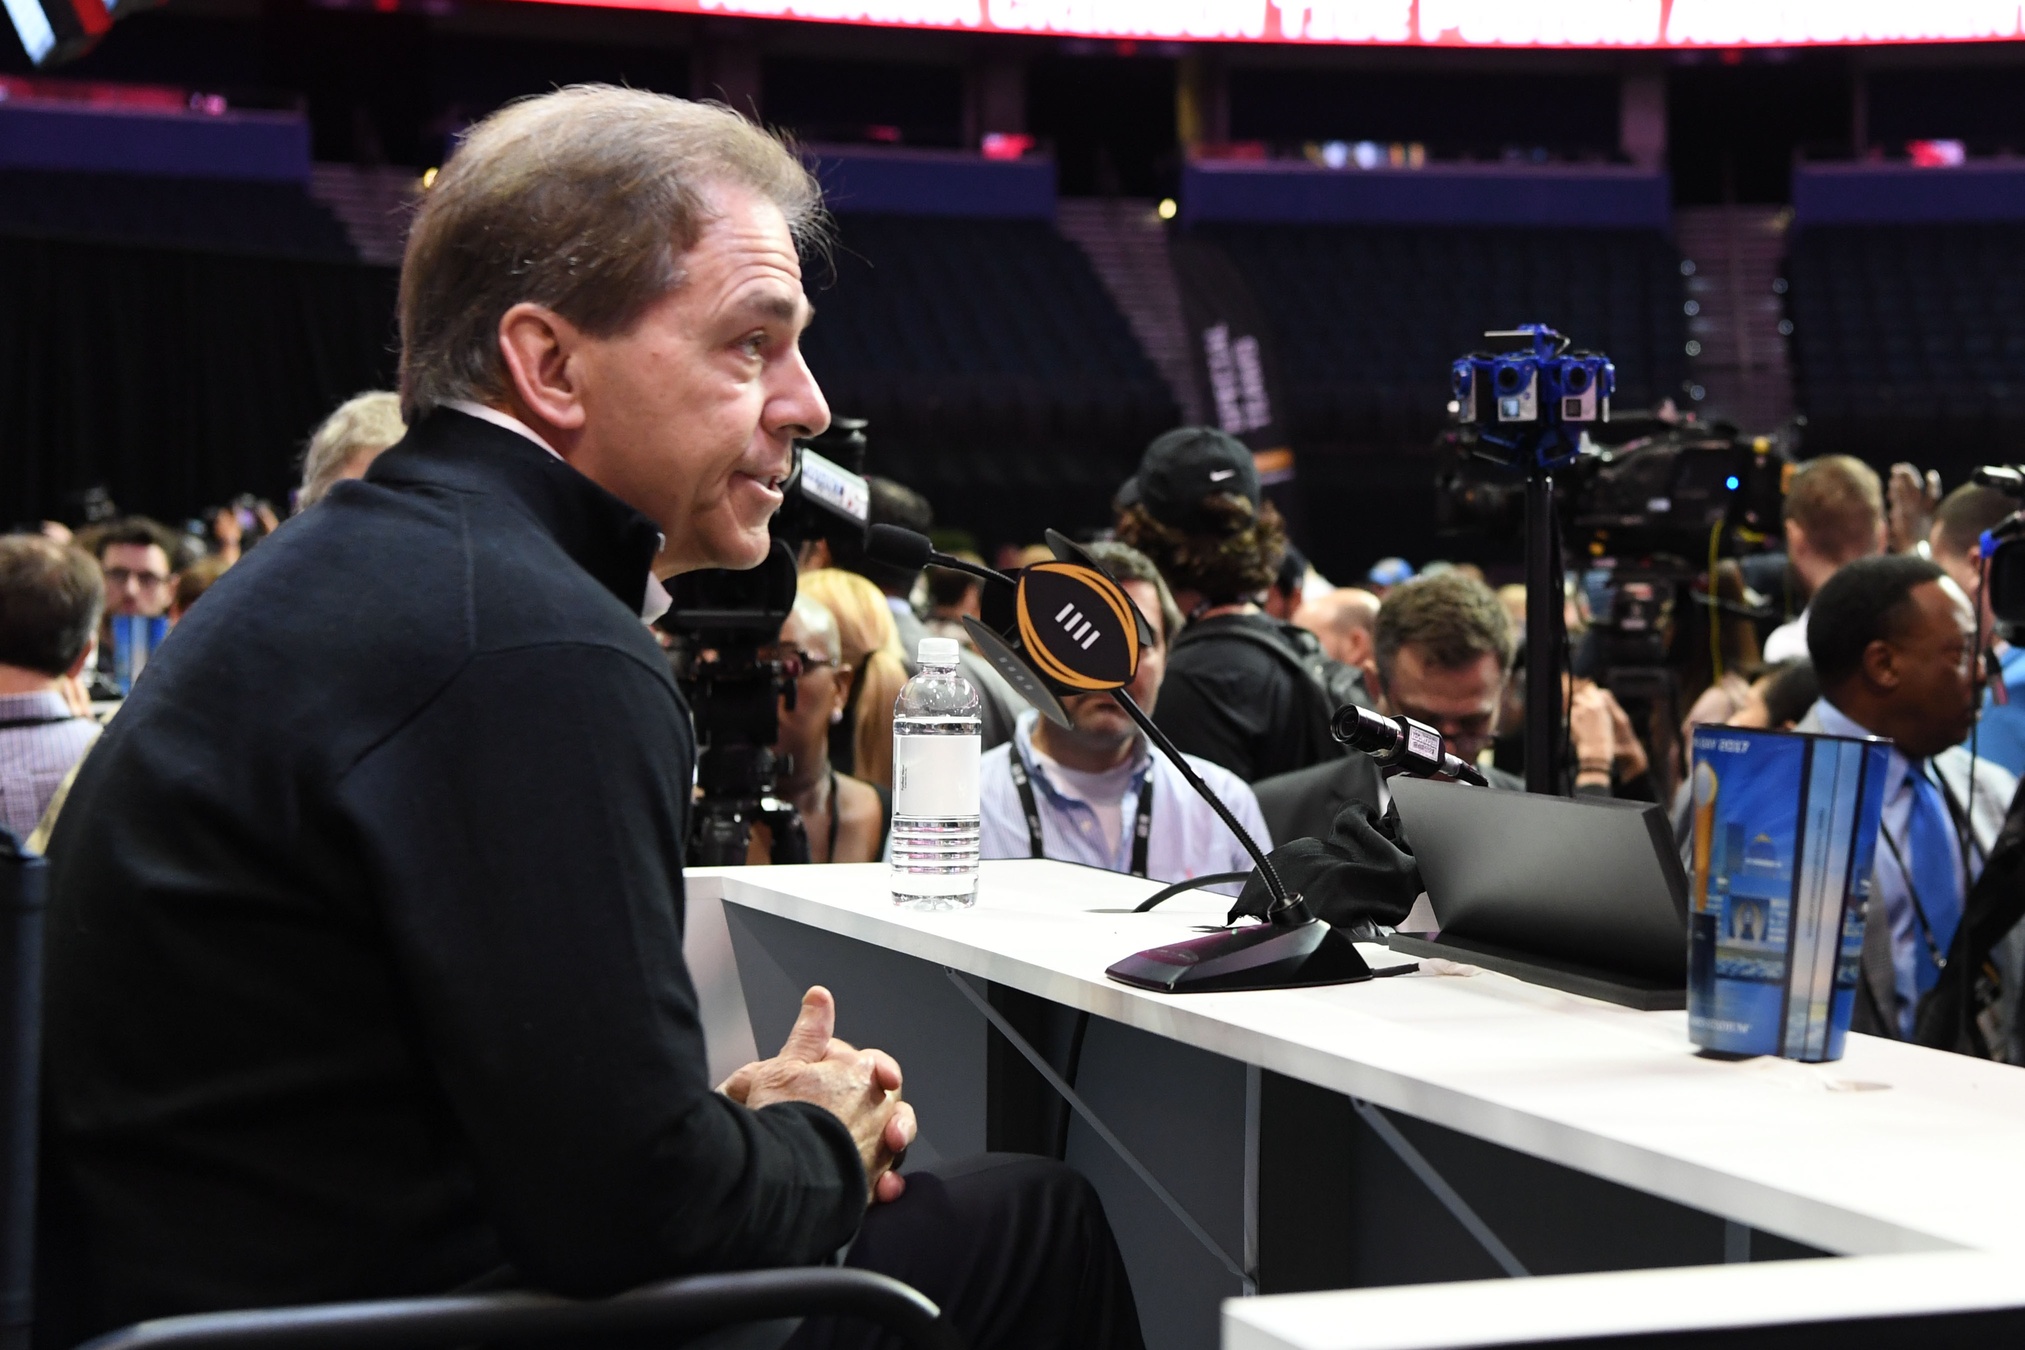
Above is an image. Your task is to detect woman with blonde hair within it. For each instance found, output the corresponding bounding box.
[796,568,909,791]
[746,595,888,864]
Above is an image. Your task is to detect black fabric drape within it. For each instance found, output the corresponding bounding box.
[0,234,399,529]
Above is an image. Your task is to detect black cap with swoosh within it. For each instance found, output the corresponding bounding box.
[1114,425,1261,533]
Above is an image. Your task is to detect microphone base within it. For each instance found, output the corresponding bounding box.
[1106,916,1374,994]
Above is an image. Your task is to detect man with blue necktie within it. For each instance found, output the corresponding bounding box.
[1797,555,2021,1051]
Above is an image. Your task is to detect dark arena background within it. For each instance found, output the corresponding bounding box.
[8,2,2025,582]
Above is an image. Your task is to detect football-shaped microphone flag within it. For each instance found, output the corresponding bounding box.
[1014,562,1142,692]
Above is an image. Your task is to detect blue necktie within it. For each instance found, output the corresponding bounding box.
[1906,767,1964,1000]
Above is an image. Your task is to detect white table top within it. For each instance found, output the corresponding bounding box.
[690,859,2025,1260]
[1221,1251,2025,1350]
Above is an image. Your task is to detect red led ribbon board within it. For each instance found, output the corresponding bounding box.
[514,0,2025,47]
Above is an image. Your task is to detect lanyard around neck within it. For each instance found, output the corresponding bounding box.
[1007,742,1152,878]
[0,712,80,731]
[1877,761,1972,976]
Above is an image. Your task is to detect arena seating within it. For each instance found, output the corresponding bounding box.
[1195,222,1690,446]
[1787,222,2025,465]
[0,168,357,261]
[801,212,1178,534]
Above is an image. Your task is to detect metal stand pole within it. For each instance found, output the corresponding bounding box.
[1524,472,1560,795]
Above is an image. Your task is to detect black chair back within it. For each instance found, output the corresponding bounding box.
[0,831,45,1350]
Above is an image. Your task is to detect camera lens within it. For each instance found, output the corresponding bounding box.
[1564,367,1590,393]
[1495,366,1522,392]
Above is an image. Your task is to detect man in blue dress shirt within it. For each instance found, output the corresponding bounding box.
[1796,555,2019,1051]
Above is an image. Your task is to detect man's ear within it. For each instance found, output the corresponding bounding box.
[1860,637,1901,692]
[497,303,588,434]
[65,644,91,680]
[1784,518,1807,559]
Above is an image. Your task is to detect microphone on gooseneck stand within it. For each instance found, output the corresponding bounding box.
[1331,705,1489,788]
[861,525,1373,994]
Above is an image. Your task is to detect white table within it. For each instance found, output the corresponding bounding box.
[684,860,2025,1350]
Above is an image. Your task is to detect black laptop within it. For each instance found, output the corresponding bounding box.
[1385,778,1691,1010]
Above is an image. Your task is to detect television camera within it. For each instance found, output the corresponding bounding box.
[657,420,872,865]
[1441,405,1795,797]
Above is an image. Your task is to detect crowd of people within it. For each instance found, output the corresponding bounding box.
[732,421,1682,908]
[720,431,2025,1058]
[1,390,407,846]
[8,396,2025,1059]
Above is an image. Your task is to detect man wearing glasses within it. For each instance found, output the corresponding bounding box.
[91,520,181,623]
[86,519,183,696]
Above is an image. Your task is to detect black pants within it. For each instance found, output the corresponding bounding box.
[785,1154,1144,1350]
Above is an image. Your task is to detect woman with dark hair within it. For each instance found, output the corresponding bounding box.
[1114,427,1349,782]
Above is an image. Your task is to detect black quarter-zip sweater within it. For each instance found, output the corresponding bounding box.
[36,411,864,1347]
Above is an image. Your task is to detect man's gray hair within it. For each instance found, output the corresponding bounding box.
[1082,540,1184,646]
[299,391,405,511]
[398,86,824,422]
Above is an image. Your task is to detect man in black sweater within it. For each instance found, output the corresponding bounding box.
[38,87,1139,1350]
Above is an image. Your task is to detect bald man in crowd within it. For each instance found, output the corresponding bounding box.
[1294,587,1380,691]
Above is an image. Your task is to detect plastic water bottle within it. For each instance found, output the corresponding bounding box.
[889,637,982,909]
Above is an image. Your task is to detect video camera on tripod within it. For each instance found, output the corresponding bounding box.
[658,420,872,865]
[1446,325,1616,793]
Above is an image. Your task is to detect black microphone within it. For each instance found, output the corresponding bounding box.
[865,523,934,573]
[866,525,1011,590]
[1332,704,1489,787]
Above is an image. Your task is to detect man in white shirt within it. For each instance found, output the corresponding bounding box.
[1762,455,1886,664]
[1794,554,2019,1051]
[980,540,1270,890]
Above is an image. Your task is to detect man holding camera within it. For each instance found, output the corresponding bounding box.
[39,88,1140,1350]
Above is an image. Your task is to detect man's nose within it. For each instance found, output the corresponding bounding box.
[771,348,831,442]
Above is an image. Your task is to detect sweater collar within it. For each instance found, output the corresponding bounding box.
[365,407,666,620]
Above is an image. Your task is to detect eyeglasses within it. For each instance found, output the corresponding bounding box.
[105,567,171,589]
[775,645,841,681]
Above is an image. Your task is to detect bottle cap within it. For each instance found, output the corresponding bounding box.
[917,636,960,666]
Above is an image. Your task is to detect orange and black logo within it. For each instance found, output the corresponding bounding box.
[1014,562,1141,692]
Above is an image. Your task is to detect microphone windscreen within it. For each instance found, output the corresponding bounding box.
[865,524,934,575]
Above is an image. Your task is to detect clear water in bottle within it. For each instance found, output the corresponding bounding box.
[890,637,982,909]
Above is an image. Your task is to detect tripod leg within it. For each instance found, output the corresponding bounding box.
[692,808,754,867]
[1524,473,1562,795]
[764,806,812,866]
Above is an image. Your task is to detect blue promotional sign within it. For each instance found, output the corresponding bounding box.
[1687,724,1891,1062]
[109,614,168,695]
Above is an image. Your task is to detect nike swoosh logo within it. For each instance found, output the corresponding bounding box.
[1208,468,1236,481]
